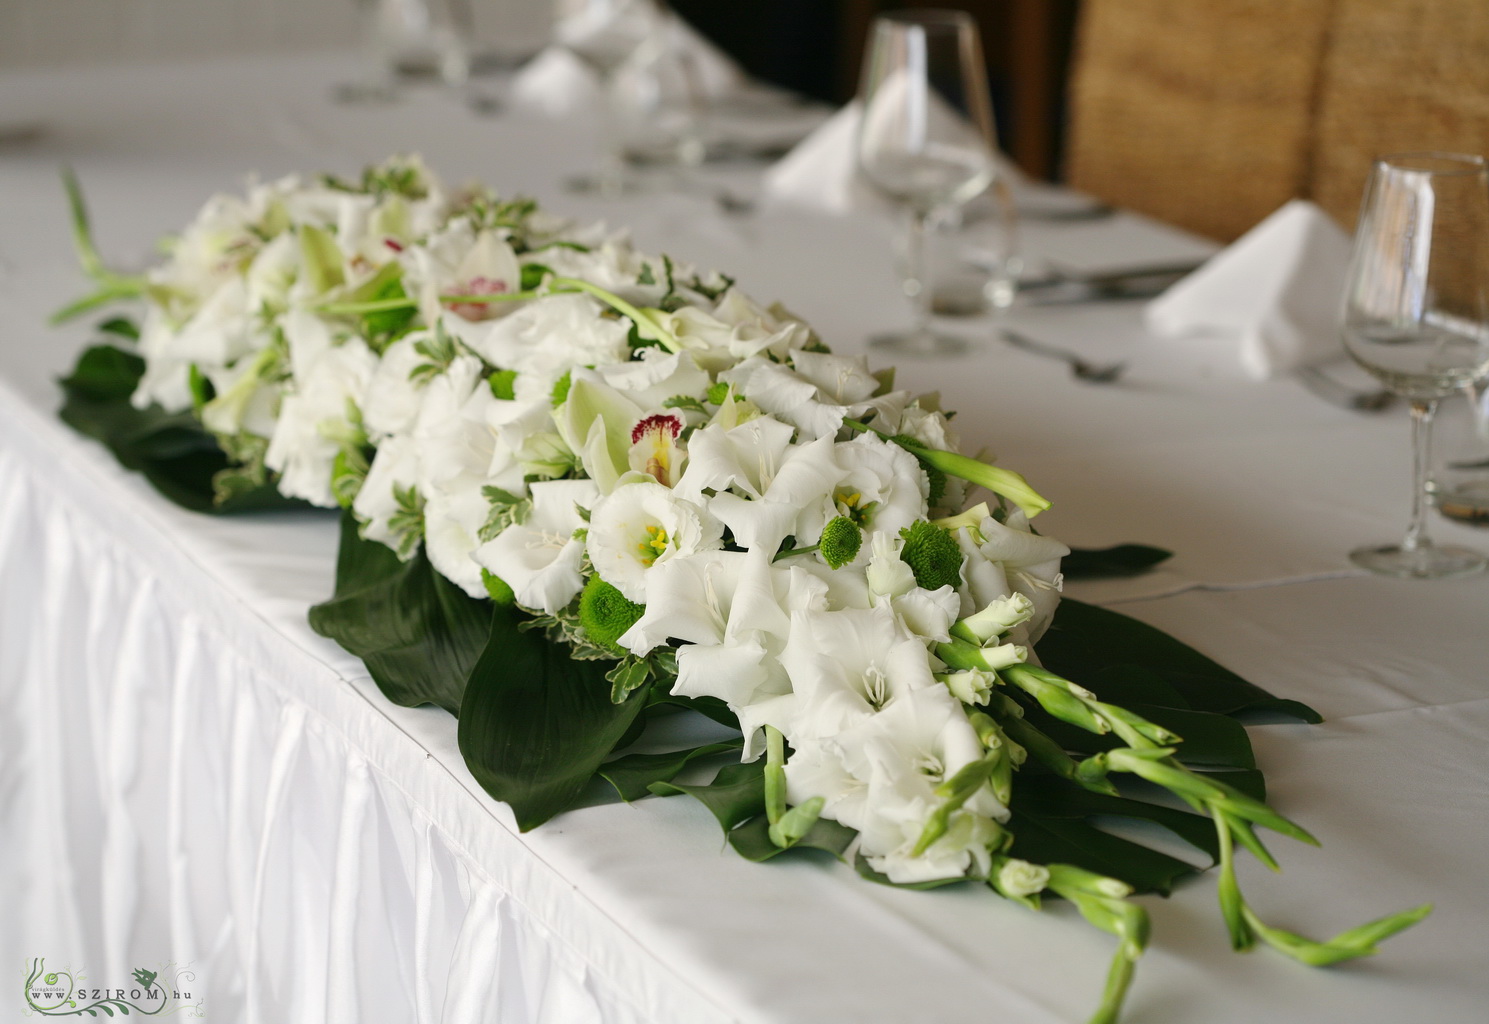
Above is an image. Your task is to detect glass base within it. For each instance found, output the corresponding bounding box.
[869,330,968,357]
[564,171,649,199]
[1348,541,1487,579]
[1437,481,1489,526]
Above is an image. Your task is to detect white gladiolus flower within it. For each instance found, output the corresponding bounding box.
[473,479,599,613]
[779,604,938,743]
[586,479,723,601]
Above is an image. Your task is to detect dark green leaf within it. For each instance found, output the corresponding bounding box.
[598,739,744,802]
[1007,809,1201,896]
[1038,599,1321,722]
[649,759,765,831]
[1194,767,1267,802]
[309,510,491,714]
[1062,543,1172,579]
[647,693,741,730]
[58,345,302,514]
[1126,704,1256,769]
[459,603,650,831]
[728,813,858,862]
[1016,775,1219,862]
[96,316,140,341]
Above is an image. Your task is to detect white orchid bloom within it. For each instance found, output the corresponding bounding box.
[555,370,645,493]
[720,350,910,442]
[586,479,723,602]
[416,226,525,349]
[473,479,599,613]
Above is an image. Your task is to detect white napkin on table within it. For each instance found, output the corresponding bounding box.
[1145,199,1351,379]
[509,15,747,117]
[760,99,1021,216]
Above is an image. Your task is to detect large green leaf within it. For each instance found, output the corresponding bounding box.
[729,813,858,863]
[649,759,766,831]
[598,739,744,802]
[1007,809,1201,896]
[309,510,492,714]
[58,342,300,513]
[1062,543,1172,579]
[1038,598,1321,722]
[1016,775,1220,862]
[458,604,651,831]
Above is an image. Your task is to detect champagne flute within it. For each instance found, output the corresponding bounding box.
[855,10,1006,356]
[1341,152,1489,578]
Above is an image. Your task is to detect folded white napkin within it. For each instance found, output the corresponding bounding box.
[1145,200,1351,379]
[510,15,746,117]
[760,99,1020,217]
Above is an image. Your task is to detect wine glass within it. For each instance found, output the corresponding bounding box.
[1340,152,1489,578]
[855,9,1006,356]
[337,0,471,104]
[557,0,666,196]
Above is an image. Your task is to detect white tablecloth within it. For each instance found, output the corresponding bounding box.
[1,52,1485,1024]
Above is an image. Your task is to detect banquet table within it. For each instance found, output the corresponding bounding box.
[1,51,1486,1024]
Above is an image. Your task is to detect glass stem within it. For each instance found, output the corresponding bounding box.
[904,207,932,342]
[1403,398,1439,552]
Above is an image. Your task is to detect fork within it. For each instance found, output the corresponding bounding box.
[999,330,1126,384]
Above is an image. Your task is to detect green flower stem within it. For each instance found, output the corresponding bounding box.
[979,700,1094,790]
[764,725,787,830]
[1213,808,1432,964]
[548,276,682,353]
[51,168,148,324]
[842,419,1050,518]
[771,543,820,563]
[1045,865,1149,1024]
[999,663,1110,736]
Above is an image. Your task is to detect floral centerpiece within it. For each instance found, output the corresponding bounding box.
[55,156,1428,1024]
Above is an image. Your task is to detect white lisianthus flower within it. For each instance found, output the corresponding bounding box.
[133,278,258,412]
[422,478,492,597]
[861,532,961,642]
[353,434,423,556]
[538,240,670,307]
[473,479,599,613]
[586,480,723,601]
[264,338,378,507]
[794,432,928,553]
[720,350,910,442]
[472,293,631,397]
[709,288,811,362]
[596,349,712,410]
[361,332,436,440]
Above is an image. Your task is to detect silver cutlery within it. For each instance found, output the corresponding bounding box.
[1000,329,1126,384]
[1296,366,1395,413]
